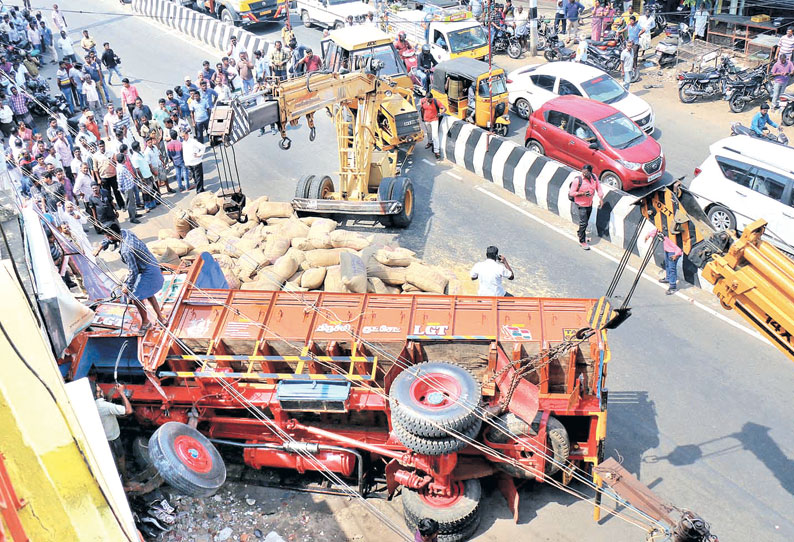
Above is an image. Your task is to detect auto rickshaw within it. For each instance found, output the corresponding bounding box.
[430,57,510,136]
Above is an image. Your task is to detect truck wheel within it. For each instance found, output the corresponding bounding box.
[486,413,570,478]
[219,8,236,26]
[393,416,481,455]
[148,422,226,498]
[389,362,481,438]
[403,479,481,537]
[301,10,312,28]
[388,177,415,228]
[308,175,334,200]
[133,435,153,469]
[295,174,315,199]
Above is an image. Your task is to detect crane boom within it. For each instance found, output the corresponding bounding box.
[639,183,794,362]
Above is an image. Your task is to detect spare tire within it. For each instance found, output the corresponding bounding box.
[389,362,481,438]
[148,422,226,498]
[402,479,481,537]
[392,416,482,456]
[405,513,480,542]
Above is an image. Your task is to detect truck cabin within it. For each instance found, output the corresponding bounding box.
[322,27,411,90]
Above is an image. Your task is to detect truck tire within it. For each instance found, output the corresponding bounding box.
[301,10,313,28]
[386,177,415,228]
[220,8,236,26]
[402,479,481,536]
[148,422,226,498]
[308,175,334,200]
[295,174,315,199]
[405,512,480,542]
[132,435,153,469]
[392,417,481,455]
[389,362,481,438]
[487,414,569,477]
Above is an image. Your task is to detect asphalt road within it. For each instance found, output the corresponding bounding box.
[51,2,794,541]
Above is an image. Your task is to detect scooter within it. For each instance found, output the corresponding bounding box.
[400,49,424,95]
[779,93,794,126]
[656,22,693,68]
[730,121,789,145]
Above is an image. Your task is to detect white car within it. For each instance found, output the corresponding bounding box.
[506,62,655,134]
[297,0,373,30]
[689,135,794,253]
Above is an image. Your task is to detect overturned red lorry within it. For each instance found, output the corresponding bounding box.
[62,255,610,540]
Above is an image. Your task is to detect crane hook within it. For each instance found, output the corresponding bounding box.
[309,127,316,142]
[279,137,292,150]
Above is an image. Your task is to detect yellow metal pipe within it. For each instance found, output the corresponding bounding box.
[757,241,794,280]
[741,245,794,302]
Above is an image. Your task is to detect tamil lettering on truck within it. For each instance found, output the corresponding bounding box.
[297,0,374,30]
[383,0,489,63]
[191,0,290,26]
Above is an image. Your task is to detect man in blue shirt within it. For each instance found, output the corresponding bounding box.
[564,0,584,41]
[199,80,218,107]
[751,103,778,137]
[189,89,211,144]
[626,16,644,72]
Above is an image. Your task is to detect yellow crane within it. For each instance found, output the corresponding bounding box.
[210,60,422,227]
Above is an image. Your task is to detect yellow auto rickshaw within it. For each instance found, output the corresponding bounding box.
[430,57,510,136]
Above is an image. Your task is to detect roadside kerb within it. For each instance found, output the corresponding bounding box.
[438,117,707,288]
[132,0,271,55]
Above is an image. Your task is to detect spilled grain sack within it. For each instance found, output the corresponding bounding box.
[329,230,372,251]
[300,267,326,290]
[405,262,448,294]
[340,252,367,293]
[256,201,293,221]
[173,209,194,237]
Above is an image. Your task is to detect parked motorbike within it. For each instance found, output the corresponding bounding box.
[677,56,736,103]
[544,34,575,62]
[779,93,794,126]
[583,42,640,82]
[492,25,522,59]
[731,121,789,145]
[29,92,69,117]
[724,67,771,113]
[656,22,693,67]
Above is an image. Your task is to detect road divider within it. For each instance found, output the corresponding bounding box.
[438,118,706,288]
[132,0,271,55]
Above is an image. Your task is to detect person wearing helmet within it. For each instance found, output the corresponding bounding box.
[394,31,412,55]
[417,44,437,93]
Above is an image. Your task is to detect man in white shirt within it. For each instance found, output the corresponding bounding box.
[470,246,515,296]
[181,128,206,193]
[57,30,76,63]
[91,381,132,476]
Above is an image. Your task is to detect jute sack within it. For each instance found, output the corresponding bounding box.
[156,246,181,265]
[256,266,285,289]
[277,217,310,240]
[367,276,390,294]
[149,238,193,257]
[184,228,209,248]
[238,249,268,279]
[188,243,224,257]
[256,201,293,221]
[292,235,333,251]
[223,269,242,290]
[231,219,257,237]
[303,248,351,268]
[340,251,367,293]
[307,218,337,239]
[446,279,464,295]
[192,192,220,215]
[301,267,327,290]
[402,282,421,292]
[405,262,448,294]
[329,230,372,251]
[158,228,180,240]
[215,208,237,226]
[243,195,269,222]
[262,235,291,263]
[272,253,300,281]
[366,261,406,286]
[323,265,346,293]
[285,247,306,268]
[173,209,194,237]
[374,246,416,267]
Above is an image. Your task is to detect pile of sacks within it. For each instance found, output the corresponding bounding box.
[147,193,465,295]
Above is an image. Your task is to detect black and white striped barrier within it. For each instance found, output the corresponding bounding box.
[132,0,271,56]
[438,118,706,288]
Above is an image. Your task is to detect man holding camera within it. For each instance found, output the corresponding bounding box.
[569,164,603,250]
[470,245,515,296]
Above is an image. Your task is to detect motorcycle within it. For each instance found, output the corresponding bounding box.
[677,56,736,103]
[730,121,789,145]
[583,41,640,82]
[656,22,693,68]
[780,93,794,126]
[724,67,771,113]
[544,33,575,62]
[645,2,667,38]
[492,25,522,59]
[29,92,69,117]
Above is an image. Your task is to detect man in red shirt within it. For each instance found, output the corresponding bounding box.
[297,48,322,73]
[568,164,603,250]
[419,90,446,159]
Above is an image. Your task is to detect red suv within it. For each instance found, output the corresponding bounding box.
[524,96,665,191]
